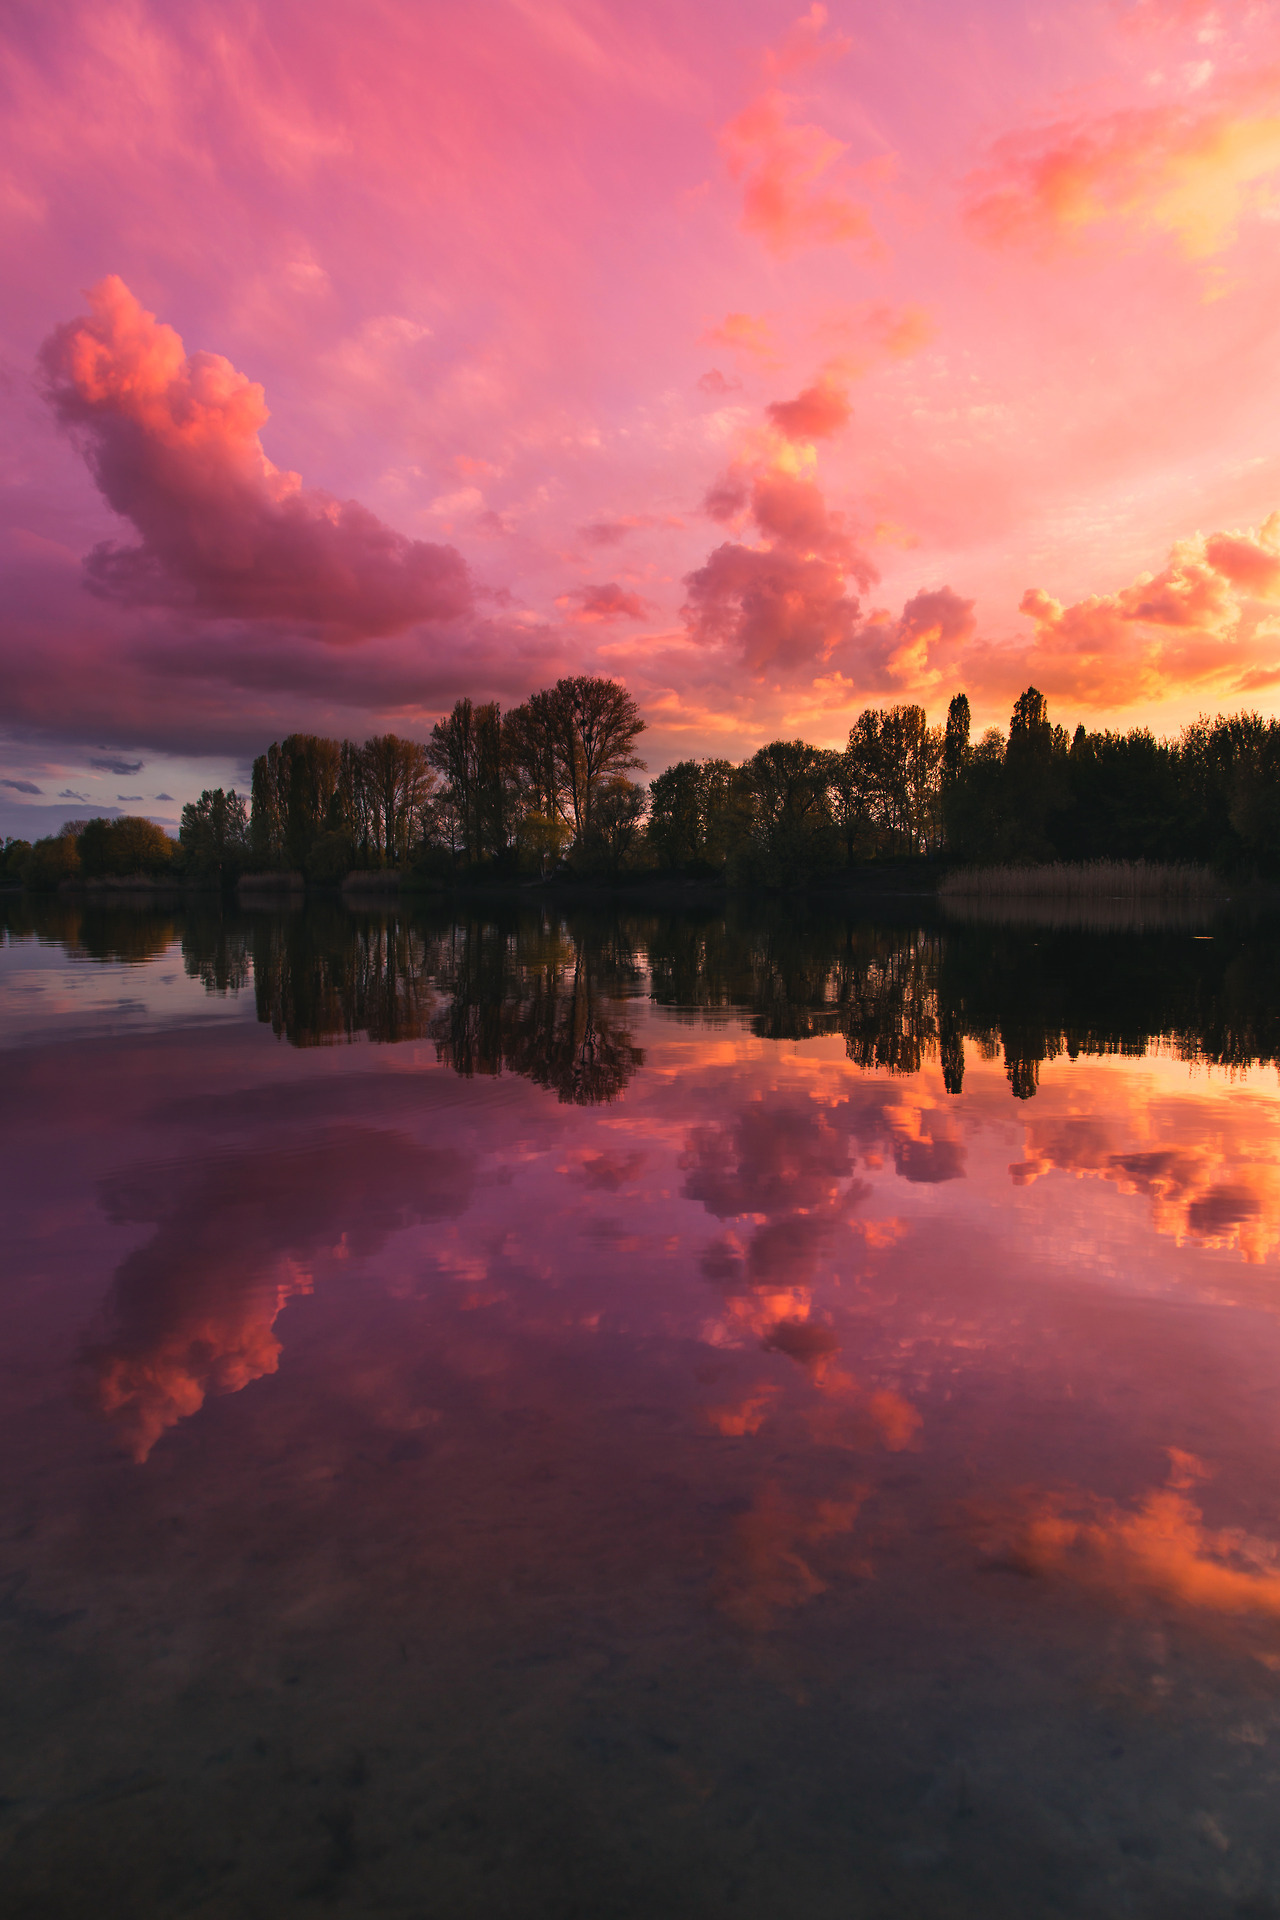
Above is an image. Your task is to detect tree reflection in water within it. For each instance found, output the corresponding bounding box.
[8,893,1278,1102]
[426,912,645,1105]
[249,903,436,1046]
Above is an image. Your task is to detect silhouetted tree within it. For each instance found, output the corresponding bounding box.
[179,789,249,880]
[553,675,647,839]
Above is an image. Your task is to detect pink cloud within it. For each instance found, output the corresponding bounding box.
[701,312,779,362]
[684,464,877,680]
[766,378,850,440]
[720,92,877,256]
[40,277,471,636]
[859,586,976,689]
[718,12,880,259]
[555,581,649,622]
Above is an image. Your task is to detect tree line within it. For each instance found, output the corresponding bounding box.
[649,689,1280,881]
[1,793,250,891]
[247,674,647,879]
[4,674,1280,892]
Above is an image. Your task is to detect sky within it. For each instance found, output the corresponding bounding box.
[3,0,1280,834]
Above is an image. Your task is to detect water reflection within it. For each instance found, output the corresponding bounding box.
[1,894,179,963]
[85,1127,474,1460]
[66,896,1276,1100]
[6,896,1280,1914]
[250,904,436,1045]
[426,914,645,1104]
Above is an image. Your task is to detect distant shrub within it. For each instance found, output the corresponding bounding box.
[23,834,81,890]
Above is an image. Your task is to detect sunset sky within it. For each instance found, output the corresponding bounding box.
[4,0,1280,833]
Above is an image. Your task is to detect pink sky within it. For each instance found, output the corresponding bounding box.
[3,0,1280,828]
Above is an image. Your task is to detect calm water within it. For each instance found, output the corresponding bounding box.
[5,896,1280,1917]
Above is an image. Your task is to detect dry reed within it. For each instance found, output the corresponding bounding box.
[938,860,1230,932]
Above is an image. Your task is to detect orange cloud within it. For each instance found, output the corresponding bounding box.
[40,276,470,635]
[967,512,1280,708]
[966,72,1280,261]
[995,1480,1280,1618]
[702,311,778,361]
[716,1477,867,1629]
[1010,1098,1280,1262]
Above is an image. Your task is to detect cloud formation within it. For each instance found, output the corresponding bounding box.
[719,10,879,257]
[555,581,649,622]
[991,513,1280,707]
[766,378,850,440]
[40,278,472,636]
[966,75,1280,261]
[89,754,143,775]
[684,465,877,679]
[992,1478,1280,1618]
[86,1125,474,1459]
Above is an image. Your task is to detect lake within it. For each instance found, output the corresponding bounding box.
[4,894,1280,1917]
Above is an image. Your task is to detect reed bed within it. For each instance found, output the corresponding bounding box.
[938,860,1230,932]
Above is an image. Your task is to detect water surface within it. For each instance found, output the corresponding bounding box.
[4,897,1280,1917]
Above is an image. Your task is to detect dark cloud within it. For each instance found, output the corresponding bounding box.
[90,754,144,775]
[1,778,41,794]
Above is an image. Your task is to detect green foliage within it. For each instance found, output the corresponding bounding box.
[575,776,648,877]
[647,758,734,872]
[729,740,839,886]
[77,815,174,878]
[22,833,81,890]
[245,676,648,882]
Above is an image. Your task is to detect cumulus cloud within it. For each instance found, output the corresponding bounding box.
[696,368,742,396]
[766,378,850,440]
[965,73,1280,260]
[1,778,42,794]
[683,463,878,680]
[40,277,472,636]
[983,512,1280,707]
[555,581,649,622]
[90,754,143,775]
[856,586,977,690]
